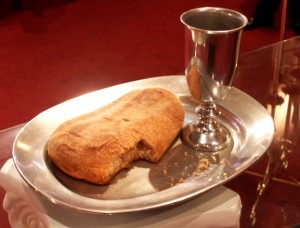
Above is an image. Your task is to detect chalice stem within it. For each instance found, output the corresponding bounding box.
[194,102,220,133]
[181,102,232,152]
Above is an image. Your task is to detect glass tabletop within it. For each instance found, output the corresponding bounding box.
[1,36,300,227]
[229,36,300,227]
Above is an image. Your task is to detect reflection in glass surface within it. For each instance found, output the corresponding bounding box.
[235,36,300,227]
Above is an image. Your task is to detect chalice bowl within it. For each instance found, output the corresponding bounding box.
[180,7,247,151]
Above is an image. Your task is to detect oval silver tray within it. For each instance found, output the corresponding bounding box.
[13,76,274,214]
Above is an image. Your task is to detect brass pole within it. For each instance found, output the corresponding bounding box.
[279,0,288,41]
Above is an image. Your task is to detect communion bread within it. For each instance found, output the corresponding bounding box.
[47,88,185,184]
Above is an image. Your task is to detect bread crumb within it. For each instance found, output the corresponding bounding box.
[170,177,176,187]
[169,177,185,187]
[198,159,209,171]
[183,151,188,159]
[163,167,168,175]
[193,172,200,177]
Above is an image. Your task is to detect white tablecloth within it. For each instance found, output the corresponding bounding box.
[0,159,241,227]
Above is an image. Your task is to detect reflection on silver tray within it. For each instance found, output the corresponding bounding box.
[13,76,274,214]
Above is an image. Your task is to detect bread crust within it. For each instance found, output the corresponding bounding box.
[47,88,184,184]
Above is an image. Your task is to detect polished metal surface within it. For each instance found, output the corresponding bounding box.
[180,7,248,102]
[180,7,248,151]
[181,102,233,151]
[13,76,274,214]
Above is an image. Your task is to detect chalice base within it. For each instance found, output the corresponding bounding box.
[181,121,233,152]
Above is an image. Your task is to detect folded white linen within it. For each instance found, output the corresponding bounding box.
[0,159,241,228]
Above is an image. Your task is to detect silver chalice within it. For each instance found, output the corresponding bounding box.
[180,7,247,152]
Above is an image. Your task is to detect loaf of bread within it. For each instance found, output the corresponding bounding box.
[47,88,185,184]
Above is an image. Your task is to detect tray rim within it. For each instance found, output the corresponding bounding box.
[12,75,275,214]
